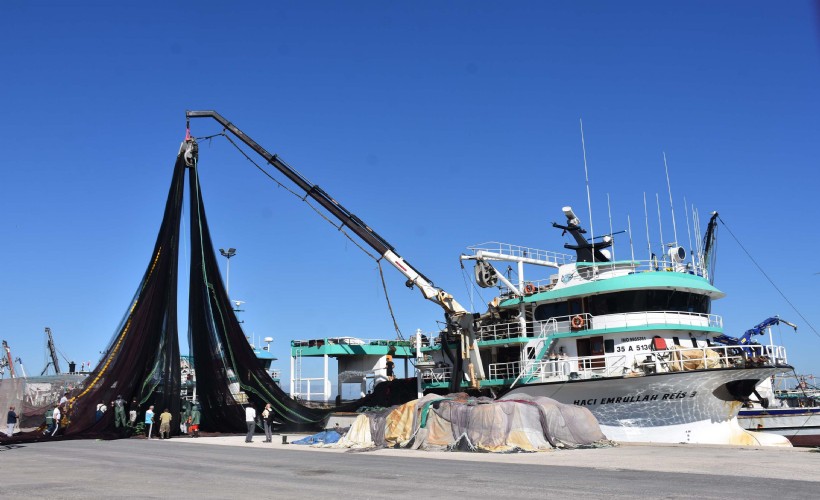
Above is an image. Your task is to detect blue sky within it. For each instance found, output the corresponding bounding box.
[1,2,818,389]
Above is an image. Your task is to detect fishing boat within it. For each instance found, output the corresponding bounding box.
[414,207,792,445]
[182,111,793,445]
[738,374,820,446]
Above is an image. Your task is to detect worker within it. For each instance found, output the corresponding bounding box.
[189,404,201,438]
[245,404,257,443]
[6,406,18,437]
[386,355,395,381]
[145,405,155,439]
[95,400,107,422]
[113,395,127,428]
[44,407,54,435]
[51,404,61,436]
[158,408,172,439]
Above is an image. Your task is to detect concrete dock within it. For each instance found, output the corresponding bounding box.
[3,435,818,498]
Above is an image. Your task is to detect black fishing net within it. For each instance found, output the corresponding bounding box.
[2,141,412,444]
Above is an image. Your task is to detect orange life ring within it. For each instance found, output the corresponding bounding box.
[571,315,585,329]
[524,284,536,295]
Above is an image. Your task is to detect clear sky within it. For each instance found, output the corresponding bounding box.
[1,2,819,390]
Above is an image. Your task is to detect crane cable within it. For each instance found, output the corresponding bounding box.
[718,216,819,338]
[197,132,405,341]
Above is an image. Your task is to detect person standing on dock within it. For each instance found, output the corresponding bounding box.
[261,403,274,443]
[245,404,256,443]
[44,407,54,435]
[51,404,61,436]
[113,395,127,429]
[6,406,18,437]
[158,408,172,439]
[145,405,155,439]
[189,405,200,438]
[95,401,107,422]
[129,398,139,427]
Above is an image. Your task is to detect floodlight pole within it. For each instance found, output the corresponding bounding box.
[219,248,237,295]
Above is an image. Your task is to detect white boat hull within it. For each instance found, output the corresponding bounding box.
[738,407,820,446]
[501,367,791,446]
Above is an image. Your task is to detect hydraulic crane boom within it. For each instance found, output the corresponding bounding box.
[713,316,798,355]
[186,110,484,382]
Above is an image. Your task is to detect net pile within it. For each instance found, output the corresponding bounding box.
[334,393,610,452]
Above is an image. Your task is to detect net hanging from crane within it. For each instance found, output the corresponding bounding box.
[2,139,417,444]
[186,160,327,431]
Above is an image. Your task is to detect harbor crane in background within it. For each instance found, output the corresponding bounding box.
[186,110,485,388]
[14,357,27,378]
[1,340,17,378]
[41,327,70,376]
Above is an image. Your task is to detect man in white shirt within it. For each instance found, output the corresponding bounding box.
[51,405,61,436]
[245,404,256,443]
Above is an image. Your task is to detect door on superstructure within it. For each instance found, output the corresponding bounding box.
[576,336,605,370]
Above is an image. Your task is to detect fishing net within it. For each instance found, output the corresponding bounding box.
[334,393,610,452]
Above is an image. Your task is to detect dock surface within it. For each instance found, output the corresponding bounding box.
[3,435,818,498]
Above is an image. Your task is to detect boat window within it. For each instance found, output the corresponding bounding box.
[534,290,710,321]
[672,336,680,346]
[604,339,615,353]
[586,290,711,316]
[534,302,567,321]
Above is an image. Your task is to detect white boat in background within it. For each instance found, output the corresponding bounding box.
[738,374,820,446]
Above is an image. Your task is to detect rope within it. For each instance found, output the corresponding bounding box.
[718,216,819,338]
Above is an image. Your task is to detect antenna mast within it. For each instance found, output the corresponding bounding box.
[607,193,615,261]
[663,152,679,245]
[643,192,652,262]
[656,193,664,259]
[684,195,694,265]
[579,119,595,263]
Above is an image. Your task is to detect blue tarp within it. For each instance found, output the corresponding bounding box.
[292,430,342,445]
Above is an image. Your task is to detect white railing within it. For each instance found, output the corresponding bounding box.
[574,258,708,279]
[292,377,326,401]
[467,242,575,266]
[484,343,788,385]
[489,361,522,380]
[420,367,451,383]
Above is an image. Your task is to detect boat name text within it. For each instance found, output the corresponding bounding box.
[574,391,698,406]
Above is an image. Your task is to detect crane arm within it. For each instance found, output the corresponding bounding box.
[186,111,482,380]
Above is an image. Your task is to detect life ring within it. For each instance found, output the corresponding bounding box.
[571,315,585,329]
[523,284,536,295]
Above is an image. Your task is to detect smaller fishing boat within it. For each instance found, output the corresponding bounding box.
[738,374,820,446]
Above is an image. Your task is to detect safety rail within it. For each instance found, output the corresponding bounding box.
[291,337,413,348]
[467,242,575,265]
[482,343,788,385]
[489,361,522,380]
[573,257,708,278]
[419,366,451,383]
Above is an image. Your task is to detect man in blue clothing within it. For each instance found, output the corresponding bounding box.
[6,406,18,437]
[145,405,155,439]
